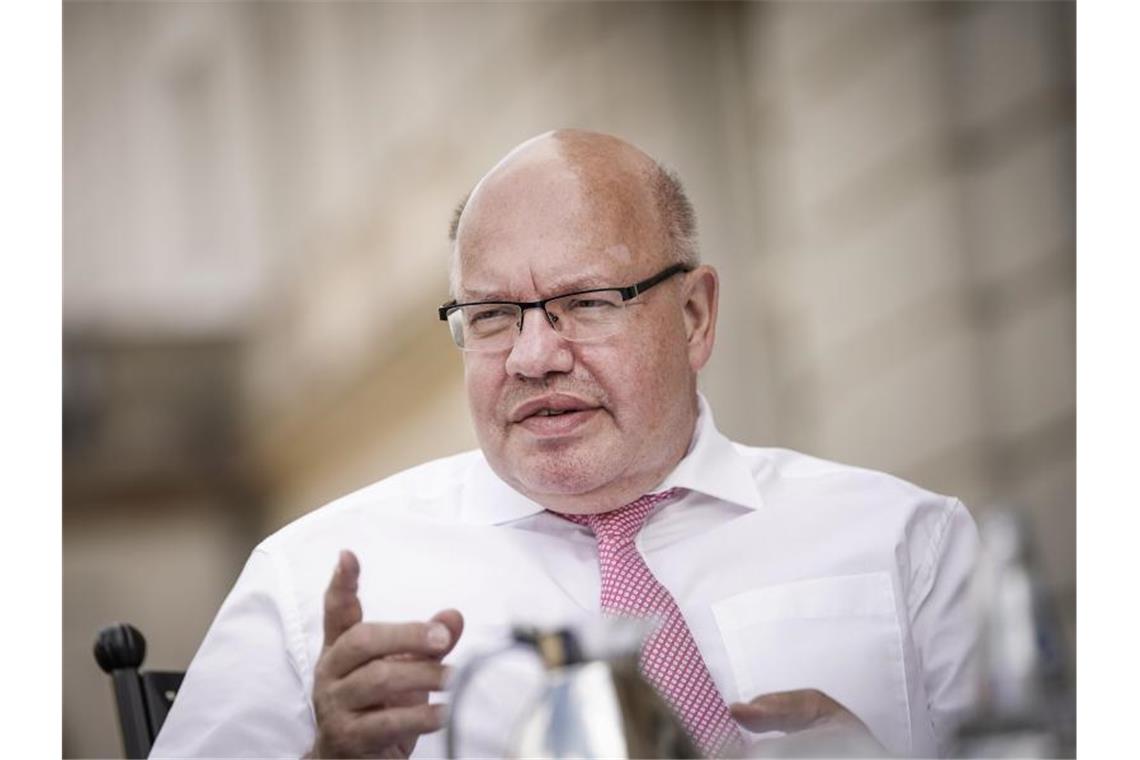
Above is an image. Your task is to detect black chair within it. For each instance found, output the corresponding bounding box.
[94,623,185,759]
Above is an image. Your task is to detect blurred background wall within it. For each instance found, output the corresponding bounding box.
[63,2,1074,756]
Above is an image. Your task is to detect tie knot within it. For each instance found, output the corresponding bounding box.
[558,488,682,544]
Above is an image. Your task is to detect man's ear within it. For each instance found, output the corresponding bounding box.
[682,265,718,372]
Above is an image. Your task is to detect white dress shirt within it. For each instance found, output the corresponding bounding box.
[151,395,979,758]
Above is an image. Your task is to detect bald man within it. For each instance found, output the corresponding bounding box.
[151,131,978,758]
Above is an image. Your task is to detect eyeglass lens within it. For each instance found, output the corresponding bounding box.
[448,290,627,350]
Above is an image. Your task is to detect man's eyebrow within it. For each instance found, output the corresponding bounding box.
[459,275,614,302]
[455,287,513,302]
[548,274,612,292]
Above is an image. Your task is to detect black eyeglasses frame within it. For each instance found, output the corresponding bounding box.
[437,262,693,323]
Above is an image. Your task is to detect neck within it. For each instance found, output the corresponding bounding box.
[530,471,677,514]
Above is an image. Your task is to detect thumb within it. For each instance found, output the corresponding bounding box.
[730,689,823,733]
[322,549,363,648]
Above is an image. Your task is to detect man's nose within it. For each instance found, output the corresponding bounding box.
[503,307,574,379]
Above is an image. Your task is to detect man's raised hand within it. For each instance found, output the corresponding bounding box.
[308,550,464,758]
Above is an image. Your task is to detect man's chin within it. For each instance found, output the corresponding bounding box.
[505,450,618,501]
[518,467,611,499]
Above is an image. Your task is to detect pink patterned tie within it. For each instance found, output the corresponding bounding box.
[556,489,742,757]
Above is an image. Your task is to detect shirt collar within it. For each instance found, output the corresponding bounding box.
[458,393,764,525]
[656,393,764,512]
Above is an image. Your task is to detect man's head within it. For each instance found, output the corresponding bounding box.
[448,129,719,513]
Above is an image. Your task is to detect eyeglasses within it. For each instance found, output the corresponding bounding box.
[438,263,692,351]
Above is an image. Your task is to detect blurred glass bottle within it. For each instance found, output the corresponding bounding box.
[954,509,1075,758]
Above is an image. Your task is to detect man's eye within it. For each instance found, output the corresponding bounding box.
[468,306,515,323]
[568,297,619,310]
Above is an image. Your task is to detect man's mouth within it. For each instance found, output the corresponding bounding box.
[533,408,576,417]
[510,394,602,436]
[511,394,598,422]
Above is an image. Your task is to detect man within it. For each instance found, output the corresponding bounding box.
[151,130,978,758]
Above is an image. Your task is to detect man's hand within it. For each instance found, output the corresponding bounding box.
[308,550,464,759]
[730,689,888,757]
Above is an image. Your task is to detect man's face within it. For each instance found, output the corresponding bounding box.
[453,153,700,512]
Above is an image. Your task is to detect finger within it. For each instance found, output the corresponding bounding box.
[384,689,430,711]
[729,689,833,733]
[361,626,455,710]
[379,657,450,708]
[372,608,462,708]
[376,654,432,708]
[428,608,465,659]
[324,620,455,679]
[322,550,363,649]
[335,659,451,711]
[348,702,448,748]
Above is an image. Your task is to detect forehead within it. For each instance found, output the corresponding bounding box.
[455,155,663,299]
[459,245,641,300]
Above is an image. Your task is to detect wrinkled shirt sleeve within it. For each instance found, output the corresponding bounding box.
[908,498,981,755]
[149,547,316,758]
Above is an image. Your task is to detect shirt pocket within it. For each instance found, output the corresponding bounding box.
[711,571,911,754]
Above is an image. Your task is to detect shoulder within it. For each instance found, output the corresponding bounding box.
[733,442,960,519]
[256,449,484,556]
[729,443,975,583]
